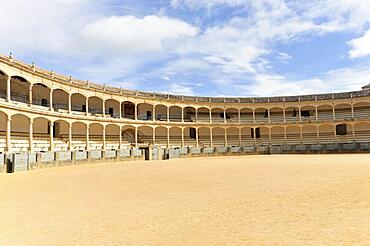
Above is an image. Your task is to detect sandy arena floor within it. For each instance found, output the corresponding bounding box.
[1,154,370,245]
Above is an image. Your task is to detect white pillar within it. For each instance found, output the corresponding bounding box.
[268,109,271,123]
[333,124,337,143]
[167,107,170,122]
[299,126,303,145]
[268,127,272,145]
[224,109,227,123]
[86,98,89,116]
[153,105,156,121]
[298,108,302,122]
[252,109,256,123]
[208,109,211,123]
[315,107,318,121]
[283,127,287,145]
[29,119,33,151]
[351,104,354,119]
[181,107,184,123]
[49,122,54,151]
[283,107,286,122]
[49,90,53,111]
[6,118,11,152]
[238,109,241,124]
[352,124,356,143]
[253,128,256,146]
[6,76,11,102]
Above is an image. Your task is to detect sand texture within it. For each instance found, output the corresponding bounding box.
[1,154,370,245]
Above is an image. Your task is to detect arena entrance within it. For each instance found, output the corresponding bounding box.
[140,147,150,160]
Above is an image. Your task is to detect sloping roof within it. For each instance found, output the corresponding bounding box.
[362,83,370,90]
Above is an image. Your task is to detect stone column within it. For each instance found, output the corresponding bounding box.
[224,109,226,123]
[49,122,54,151]
[102,125,106,150]
[6,76,11,102]
[181,107,184,122]
[252,109,256,123]
[68,124,73,151]
[299,126,303,145]
[152,127,156,145]
[135,127,138,148]
[316,126,320,144]
[253,128,257,146]
[283,107,286,122]
[86,125,90,151]
[196,128,199,147]
[268,109,271,123]
[49,90,53,111]
[6,118,11,152]
[167,128,170,148]
[315,107,318,121]
[119,126,123,149]
[85,98,89,116]
[181,128,184,147]
[299,107,302,122]
[238,109,241,124]
[167,107,170,122]
[332,105,336,120]
[102,100,105,118]
[29,119,33,151]
[153,105,156,121]
[68,94,72,113]
[352,123,356,143]
[208,109,211,123]
[119,102,122,119]
[351,104,354,119]
[333,124,337,143]
[135,104,138,120]
[268,127,272,145]
[29,84,33,105]
[224,128,227,147]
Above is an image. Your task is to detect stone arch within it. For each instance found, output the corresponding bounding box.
[317,104,334,121]
[285,106,300,122]
[0,110,8,152]
[198,127,211,147]
[11,114,30,151]
[169,127,182,146]
[318,124,335,144]
[353,102,370,119]
[32,83,51,107]
[106,124,120,150]
[89,123,104,150]
[122,101,135,119]
[286,126,301,145]
[241,127,254,146]
[211,108,224,123]
[0,70,8,100]
[54,119,69,151]
[183,127,197,147]
[72,122,87,150]
[71,93,87,113]
[240,108,253,123]
[10,76,30,103]
[184,106,196,122]
[105,99,120,118]
[155,126,168,145]
[212,127,225,146]
[137,103,154,121]
[334,103,352,120]
[255,107,269,123]
[353,122,370,143]
[88,96,104,116]
[302,125,317,144]
[197,107,210,122]
[226,127,240,146]
[270,107,284,123]
[122,125,136,145]
[137,126,154,145]
[155,104,168,121]
[53,89,69,111]
[270,126,284,145]
[169,106,182,122]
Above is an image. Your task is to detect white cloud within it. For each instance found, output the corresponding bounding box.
[165,84,195,95]
[235,67,370,97]
[78,15,198,56]
[348,30,370,59]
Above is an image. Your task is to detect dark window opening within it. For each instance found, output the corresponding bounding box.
[251,128,261,138]
[336,124,347,135]
[189,128,196,139]
[301,110,311,117]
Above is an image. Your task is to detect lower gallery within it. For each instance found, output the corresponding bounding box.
[0,53,369,171]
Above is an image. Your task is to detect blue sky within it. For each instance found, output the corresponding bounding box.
[1,0,370,96]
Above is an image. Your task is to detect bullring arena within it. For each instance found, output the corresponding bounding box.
[1,53,370,245]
